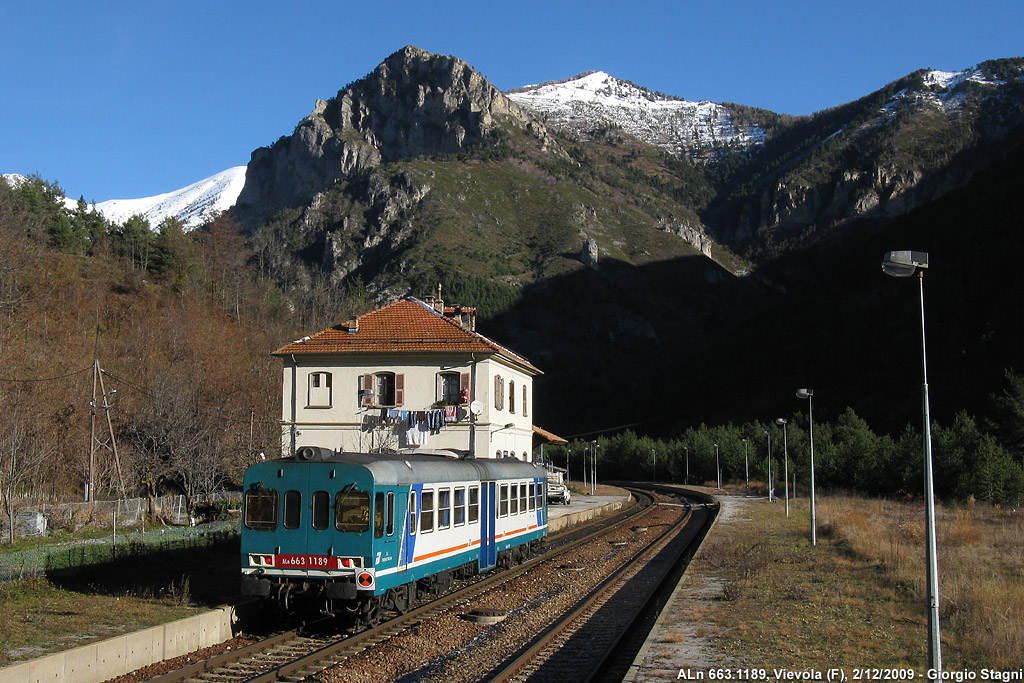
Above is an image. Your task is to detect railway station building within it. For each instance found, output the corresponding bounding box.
[272,295,542,460]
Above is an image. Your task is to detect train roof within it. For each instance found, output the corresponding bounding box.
[251,451,545,486]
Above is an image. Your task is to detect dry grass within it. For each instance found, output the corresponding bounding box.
[818,494,1024,667]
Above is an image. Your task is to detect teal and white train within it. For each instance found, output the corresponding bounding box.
[240,447,549,626]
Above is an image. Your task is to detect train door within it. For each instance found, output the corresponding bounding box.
[400,484,421,572]
[479,481,497,570]
[276,464,312,555]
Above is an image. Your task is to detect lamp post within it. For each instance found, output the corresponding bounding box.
[651,448,656,483]
[882,250,941,675]
[591,441,599,495]
[776,418,789,516]
[742,438,749,496]
[714,443,721,489]
[764,430,772,502]
[684,446,689,485]
[797,389,816,546]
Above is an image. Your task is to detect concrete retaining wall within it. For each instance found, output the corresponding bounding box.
[0,605,236,683]
[548,493,631,534]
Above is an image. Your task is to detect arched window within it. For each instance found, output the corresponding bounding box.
[358,372,404,407]
[308,372,332,408]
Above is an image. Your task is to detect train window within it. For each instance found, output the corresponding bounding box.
[421,491,434,533]
[529,482,536,511]
[469,486,479,523]
[454,487,466,526]
[510,484,518,515]
[520,484,527,513]
[283,490,301,529]
[243,488,278,531]
[374,492,386,538]
[408,491,417,536]
[386,492,395,536]
[499,484,509,517]
[312,491,330,530]
[439,489,451,529]
[335,490,370,532]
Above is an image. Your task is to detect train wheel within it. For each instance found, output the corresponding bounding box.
[359,596,383,628]
[383,586,409,615]
[386,584,412,615]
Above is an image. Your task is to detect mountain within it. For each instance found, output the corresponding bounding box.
[507,70,781,158]
[233,46,559,230]
[704,60,1024,255]
[94,166,246,230]
[223,48,1024,437]
[2,167,246,231]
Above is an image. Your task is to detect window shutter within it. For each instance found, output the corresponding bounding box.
[359,374,373,407]
[460,372,470,404]
[494,375,500,410]
[395,373,405,406]
[523,384,528,416]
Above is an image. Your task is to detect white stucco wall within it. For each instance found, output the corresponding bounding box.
[279,353,535,460]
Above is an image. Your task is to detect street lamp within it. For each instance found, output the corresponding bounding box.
[797,388,816,547]
[714,443,721,489]
[591,441,599,495]
[764,430,772,502]
[684,446,689,485]
[776,418,789,516]
[651,448,656,483]
[882,249,941,674]
[742,438,749,496]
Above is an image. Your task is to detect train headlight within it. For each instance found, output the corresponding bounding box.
[248,554,274,567]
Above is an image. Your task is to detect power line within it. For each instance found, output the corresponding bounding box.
[0,366,91,383]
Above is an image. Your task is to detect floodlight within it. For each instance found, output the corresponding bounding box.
[882,250,929,277]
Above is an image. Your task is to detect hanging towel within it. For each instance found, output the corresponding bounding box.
[444,405,457,423]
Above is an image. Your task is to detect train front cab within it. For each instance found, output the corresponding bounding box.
[240,458,382,613]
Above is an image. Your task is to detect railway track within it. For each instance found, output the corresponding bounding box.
[144,485,715,683]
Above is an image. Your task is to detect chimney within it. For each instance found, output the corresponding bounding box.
[432,283,444,313]
[346,316,359,334]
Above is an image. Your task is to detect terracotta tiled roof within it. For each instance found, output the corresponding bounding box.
[532,425,568,444]
[272,297,540,374]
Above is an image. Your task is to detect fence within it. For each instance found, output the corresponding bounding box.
[0,519,239,582]
[1,492,242,541]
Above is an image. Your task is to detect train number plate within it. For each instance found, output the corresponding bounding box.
[275,554,340,569]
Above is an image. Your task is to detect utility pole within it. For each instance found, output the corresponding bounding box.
[89,360,128,501]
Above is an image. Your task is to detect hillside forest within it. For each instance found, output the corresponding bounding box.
[3,167,1024,535]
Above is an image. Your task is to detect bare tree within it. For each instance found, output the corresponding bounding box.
[0,389,53,543]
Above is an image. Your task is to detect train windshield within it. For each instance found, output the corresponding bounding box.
[244,488,279,531]
[335,489,371,532]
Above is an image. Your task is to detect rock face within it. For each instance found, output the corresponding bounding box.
[235,46,550,229]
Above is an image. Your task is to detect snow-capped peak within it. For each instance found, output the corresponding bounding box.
[508,71,766,156]
[95,166,247,230]
[3,167,247,231]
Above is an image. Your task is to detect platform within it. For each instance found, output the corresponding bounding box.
[547,488,632,533]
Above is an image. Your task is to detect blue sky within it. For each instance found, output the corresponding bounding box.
[3,0,1021,203]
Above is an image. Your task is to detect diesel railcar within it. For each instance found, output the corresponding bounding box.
[240,447,548,625]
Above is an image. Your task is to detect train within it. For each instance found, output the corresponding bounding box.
[240,446,549,626]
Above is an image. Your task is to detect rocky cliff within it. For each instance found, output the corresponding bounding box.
[234,46,556,229]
